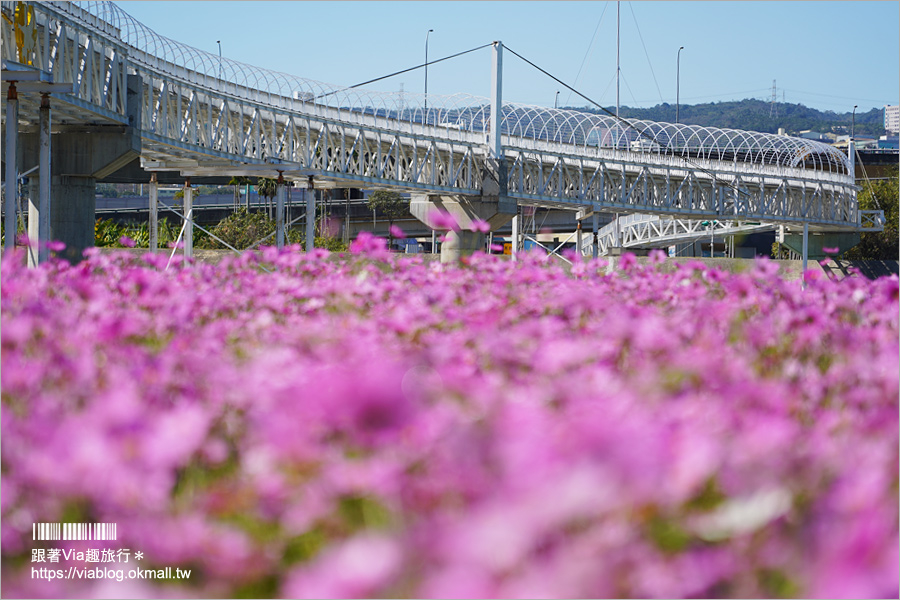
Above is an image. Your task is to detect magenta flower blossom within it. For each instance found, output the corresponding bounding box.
[1,246,897,599]
[389,225,406,240]
[427,208,460,231]
[349,231,388,255]
[118,236,136,248]
[469,219,490,233]
[823,246,840,254]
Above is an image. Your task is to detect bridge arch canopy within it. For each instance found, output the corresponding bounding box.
[48,1,850,177]
[495,103,851,175]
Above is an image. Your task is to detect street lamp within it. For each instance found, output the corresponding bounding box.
[424,29,434,122]
[216,40,222,81]
[676,46,684,124]
[555,90,560,109]
[851,104,858,139]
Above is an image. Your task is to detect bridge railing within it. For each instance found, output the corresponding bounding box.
[35,1,854,180]
[1,1,129,120]
[859,210,886,231]
[5,1,867,232]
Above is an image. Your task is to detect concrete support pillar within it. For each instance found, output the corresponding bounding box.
[441,230,485,262]
[592,212,599,259]
[511,210,519,260]
[613,213,621,248]
[28,93,51,267]
[50,176,94,263]
[5,83,17,252]
[305,176,315,252]
[801,221,808,290]
[149,172,158,251]
[575,219,583,257]
[410,194,515,262]
[275,172,285,249]
[183,178,193,259]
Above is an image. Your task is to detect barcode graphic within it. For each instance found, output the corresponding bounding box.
[32,523,117,541]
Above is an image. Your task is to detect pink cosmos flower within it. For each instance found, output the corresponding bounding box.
[389,225,406,240]
[469,219,490,233]
[427,208,459,231]
[349,230,388,255]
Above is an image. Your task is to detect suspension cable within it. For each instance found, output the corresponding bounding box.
[504,44,758,202]
[628,2,664,104]
[853,145,882,210]
[564,2,609,107]
[314,43,493,101]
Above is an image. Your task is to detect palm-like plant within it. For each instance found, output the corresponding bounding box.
[228,176,252,211]
[256,177,278,218]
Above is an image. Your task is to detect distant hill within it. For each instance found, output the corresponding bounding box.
[562,99,887,137]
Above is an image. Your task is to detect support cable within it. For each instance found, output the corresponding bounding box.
[619,69,640,108]
[564,2,609,107]
[157,199,274,273]
[314,43,493,101]
[627,1,664,104]
[853,145,882,210]
[504,44,759,203]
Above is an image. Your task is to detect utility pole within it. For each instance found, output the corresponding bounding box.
[424,29,434,120]
[769,80,777,118]
[616,0,620,147]
[676,46,684,124]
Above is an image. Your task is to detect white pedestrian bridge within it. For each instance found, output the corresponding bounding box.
[1,1,884,263]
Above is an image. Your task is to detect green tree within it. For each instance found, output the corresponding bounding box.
[256,177,278,217]
[229,176,252,211]
[196,208,275,250]
[845,167,899,261]
[366,190,408,248]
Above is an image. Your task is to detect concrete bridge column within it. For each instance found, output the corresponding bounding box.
[510,209,519,260]
[27,93,51,267]
[576,219,583,257]
[275,172,285,249]
[305,176,315,252]
[801,222,808,290]
[149,173,158,251]
[18,74,141,264]
[183,179,193,259]
[409,193,516,262]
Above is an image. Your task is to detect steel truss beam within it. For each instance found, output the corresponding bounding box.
[1,1,871,235]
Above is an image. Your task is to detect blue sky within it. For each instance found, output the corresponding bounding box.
[120,1,898,114]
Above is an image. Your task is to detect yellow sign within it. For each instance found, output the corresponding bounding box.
[13,2,37,66]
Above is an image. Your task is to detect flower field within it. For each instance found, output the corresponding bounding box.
[1,239,898,599]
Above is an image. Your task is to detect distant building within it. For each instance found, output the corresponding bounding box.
[797,130,829,142]
[878,135,899,150]
[885,105,899,135]
[853,137,879,150]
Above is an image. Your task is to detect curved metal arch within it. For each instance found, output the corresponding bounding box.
[55,1,851,176]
